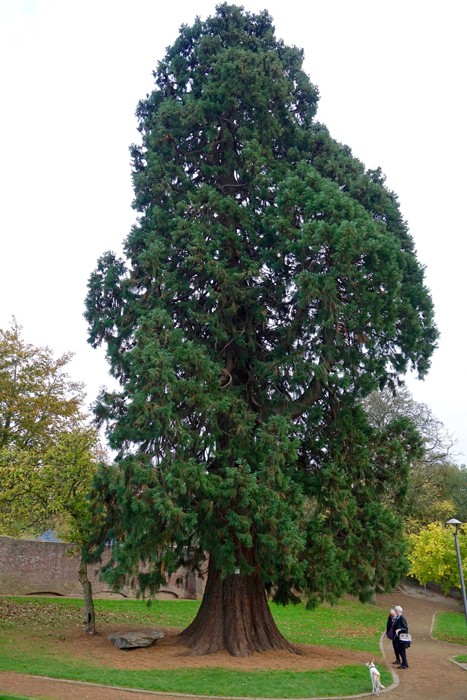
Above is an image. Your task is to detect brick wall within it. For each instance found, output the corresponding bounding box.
[0,536,204,599]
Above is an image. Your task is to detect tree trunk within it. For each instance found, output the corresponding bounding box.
[178,556,300,656]
[78,554,96,635]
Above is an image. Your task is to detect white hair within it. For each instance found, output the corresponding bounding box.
[395,605,403,613]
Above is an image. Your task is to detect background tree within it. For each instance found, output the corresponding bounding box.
[408,522,467,594]
[363,385,455,463]
[85,4,437,656]
[443,464,467,523]
[0,319,100,633]
[363,386,466,531]
[0,318,83,453]
[405,461,467,530]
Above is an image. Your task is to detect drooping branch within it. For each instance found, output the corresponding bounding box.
[278,376,323,419]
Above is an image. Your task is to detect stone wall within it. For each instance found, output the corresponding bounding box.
[0,536,204,599]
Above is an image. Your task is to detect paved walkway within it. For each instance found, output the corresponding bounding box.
[0,586,465,699]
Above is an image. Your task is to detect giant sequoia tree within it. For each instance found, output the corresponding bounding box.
[85,5,437,656]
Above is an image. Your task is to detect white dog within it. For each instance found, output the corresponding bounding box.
[365,661,385,695]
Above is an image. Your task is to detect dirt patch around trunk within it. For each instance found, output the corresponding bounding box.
[49,623,370,672]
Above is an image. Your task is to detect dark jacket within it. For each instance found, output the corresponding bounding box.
[386,614,397,639]
[394,614,409,636]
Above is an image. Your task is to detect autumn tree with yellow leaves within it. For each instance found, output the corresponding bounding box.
[0,319,101,632]
[408,522,467,594]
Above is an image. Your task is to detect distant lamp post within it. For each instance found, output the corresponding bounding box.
[445,518,467,626]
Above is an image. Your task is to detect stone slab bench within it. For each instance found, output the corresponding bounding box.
[109,629,165,649]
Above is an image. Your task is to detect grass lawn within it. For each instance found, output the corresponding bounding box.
[432,611,467,645]
[0,596,391,697]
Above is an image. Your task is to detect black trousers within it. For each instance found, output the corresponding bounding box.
[394,638,409,667]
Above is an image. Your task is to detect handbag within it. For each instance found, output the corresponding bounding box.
[399,632,412,644]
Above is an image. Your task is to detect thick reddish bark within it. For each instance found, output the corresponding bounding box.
[178,556,300,656]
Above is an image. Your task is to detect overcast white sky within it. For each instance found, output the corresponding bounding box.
[1,0,465,463]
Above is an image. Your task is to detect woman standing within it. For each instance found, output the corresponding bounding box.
[386,608,400,664]
[393,605,410,669]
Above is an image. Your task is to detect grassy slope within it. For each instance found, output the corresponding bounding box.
[432,610,467,665]
[0,596,391,698]
[432,611,467,645]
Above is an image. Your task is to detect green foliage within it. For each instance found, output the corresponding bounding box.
[405,461,465,532]
[408,522,467,593]
[0,319,100,542]
[444,464,467,522]
[85,5,437,607]
[0,318,83,452]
